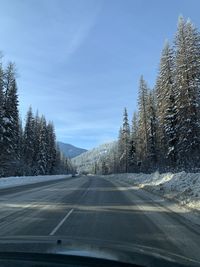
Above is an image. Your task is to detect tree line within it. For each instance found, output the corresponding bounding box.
[0,59,73,177]
[99,16,200,174]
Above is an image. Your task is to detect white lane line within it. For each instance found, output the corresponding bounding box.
[49,209,74,236]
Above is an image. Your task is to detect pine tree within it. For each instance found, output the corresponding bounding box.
[101,159,108,175]
[122,108,130,172]
[0,60,4,176]
[137,76,149,169]
[46,122,57,174]
[37,116,48,175]
[175,17,200,170]
[146,90,157,171]
[155,41,176,169]
[23,107,35,174]
[117,127,123,172]
[118,108,130,172]
[32,111,41,175]
[54,145,64,174]
[16,119,24,175]
[0,56,73,176]
[164,85,177,170]
[112,145,120,173]
[2,63,20,176]
[129,112,138,172]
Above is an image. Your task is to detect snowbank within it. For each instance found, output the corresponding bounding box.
[107,172,200,211]
[0,174,71,190]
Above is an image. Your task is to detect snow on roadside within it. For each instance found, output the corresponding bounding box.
[0,174,71,190]
[107,172,200,211]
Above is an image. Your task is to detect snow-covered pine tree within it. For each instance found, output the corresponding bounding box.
[112,144,120,173]
[54,145,61,174]
[2,63,20,176]
[155,41,177,170]
[122,108,130,172]
[146,90,158,171]
[37,115,48,175]
[32,111,41,175]
[101,159,108,175]
[16,118,24,175]
[93,162,98,174]
[174,16,200,170]
[23,107,35,175]
[46,122,57,174]
[164,92,177,170]
[0,60,4,176]
[129,112,138,172]
[117,126,124,172]
[0,55,73,176]
[137,76,149,170]
[118,108,130,173]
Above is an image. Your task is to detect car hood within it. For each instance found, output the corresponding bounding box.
[0,236,199,267]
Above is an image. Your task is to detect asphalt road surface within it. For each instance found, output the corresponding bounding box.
[0,175,199,261]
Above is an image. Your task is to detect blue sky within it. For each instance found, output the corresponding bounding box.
[0,0,200,149]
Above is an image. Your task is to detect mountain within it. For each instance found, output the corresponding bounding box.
[72,141,117,173]
[57,142,87,158]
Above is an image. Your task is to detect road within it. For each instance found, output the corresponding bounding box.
[0,175,199,261]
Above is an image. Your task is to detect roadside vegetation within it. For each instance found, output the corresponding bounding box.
[83,16,200,175]
[0,60,73,177]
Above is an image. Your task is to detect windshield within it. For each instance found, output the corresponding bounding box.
[0,0,200,266]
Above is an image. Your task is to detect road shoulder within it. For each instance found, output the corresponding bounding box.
[105,176,200,231]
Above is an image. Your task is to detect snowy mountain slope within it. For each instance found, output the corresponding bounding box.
[72,141,117,173]
[57,142,87,158]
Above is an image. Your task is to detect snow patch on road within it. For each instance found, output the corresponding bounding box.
[107,172,200,211]
[0,175,71,189]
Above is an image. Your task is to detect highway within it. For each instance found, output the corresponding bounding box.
[0,175,199,261]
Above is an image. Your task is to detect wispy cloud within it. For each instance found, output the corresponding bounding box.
[64,15,97,61]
